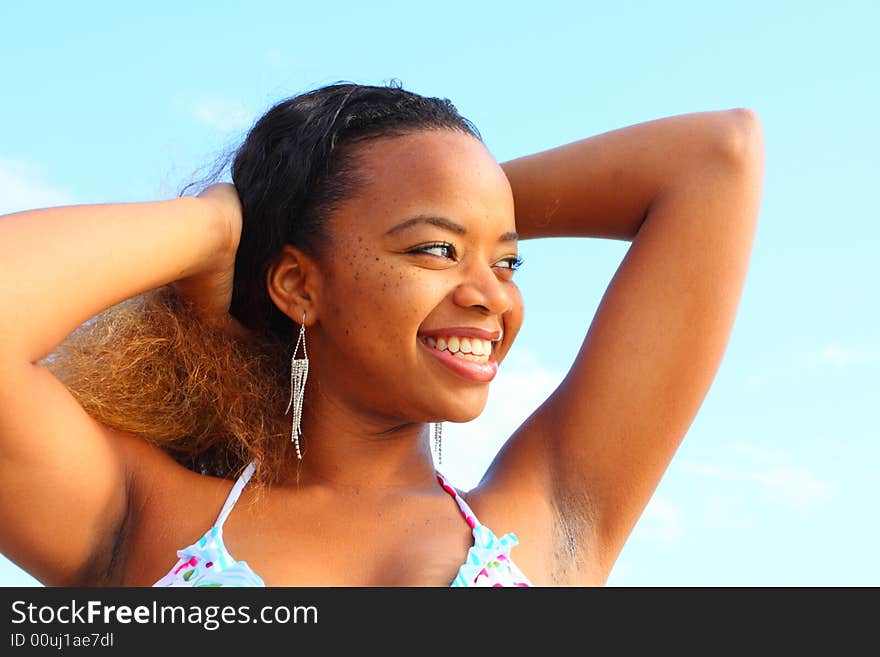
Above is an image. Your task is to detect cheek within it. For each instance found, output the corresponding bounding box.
[325,255,436,345]
[500,284,525,352]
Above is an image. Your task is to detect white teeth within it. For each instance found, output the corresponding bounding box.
[421,334,494,360]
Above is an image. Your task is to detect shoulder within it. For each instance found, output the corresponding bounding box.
[456,416,607,586]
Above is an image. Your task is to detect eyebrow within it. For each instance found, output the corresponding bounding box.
[383,214,519,242]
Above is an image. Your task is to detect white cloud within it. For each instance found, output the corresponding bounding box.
[438,348,565,490]
[808,342,879,368]
[680,449,832,514]
[0,158,73,214]
[752,467,832,512]
[729,441,789,463]
[630,495,683,545]
[181,97,254,132]
[679,462,732,479]
[746,341,878,385]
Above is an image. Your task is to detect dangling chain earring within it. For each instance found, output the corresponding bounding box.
[285,311,309,460]
[432,421,443,466]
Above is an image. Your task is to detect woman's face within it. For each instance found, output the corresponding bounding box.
[314,129,524,425]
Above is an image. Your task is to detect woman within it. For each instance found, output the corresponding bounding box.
[0,82,764,586]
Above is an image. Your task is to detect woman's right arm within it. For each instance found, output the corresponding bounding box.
[0,195,231,585]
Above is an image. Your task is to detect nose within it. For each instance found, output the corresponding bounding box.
[451,259,516,315]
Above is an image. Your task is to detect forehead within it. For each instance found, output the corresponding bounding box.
[337,130,515,230]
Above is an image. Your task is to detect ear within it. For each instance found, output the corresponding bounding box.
[266,244,323,327]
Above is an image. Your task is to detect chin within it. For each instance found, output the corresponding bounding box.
[436,394,489,424]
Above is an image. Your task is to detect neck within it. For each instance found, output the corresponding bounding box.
[277,384,440,493]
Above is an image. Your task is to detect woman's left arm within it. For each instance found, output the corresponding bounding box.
[485,108,765,583]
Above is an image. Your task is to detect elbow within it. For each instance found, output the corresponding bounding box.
[714,107,766,166]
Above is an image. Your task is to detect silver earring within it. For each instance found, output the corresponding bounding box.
[284,311,309,460]
[433,422,443,466]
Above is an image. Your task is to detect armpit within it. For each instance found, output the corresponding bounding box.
[550,482,599,585]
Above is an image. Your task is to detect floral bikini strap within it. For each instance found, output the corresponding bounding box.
[212,460,257,529]
[436,471,479,530]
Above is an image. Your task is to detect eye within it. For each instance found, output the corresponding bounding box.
[496,255,524,272]
[409,242,457,260]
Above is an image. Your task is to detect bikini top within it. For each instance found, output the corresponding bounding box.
[153,460,533,587]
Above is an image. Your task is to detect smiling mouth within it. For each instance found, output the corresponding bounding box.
[416,335,499,383]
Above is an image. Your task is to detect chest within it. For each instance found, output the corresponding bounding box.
[223,502,479,586]
[131,488,492,587]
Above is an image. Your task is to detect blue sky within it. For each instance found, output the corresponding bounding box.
[1,1,877,586]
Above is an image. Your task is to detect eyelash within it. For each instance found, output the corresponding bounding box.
[409,241,524,271]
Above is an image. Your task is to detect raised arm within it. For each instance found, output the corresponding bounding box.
[479,109,765,583]
[0,193,230,584]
